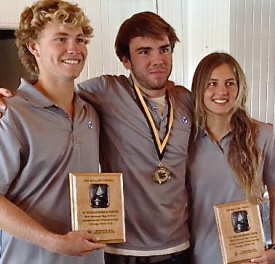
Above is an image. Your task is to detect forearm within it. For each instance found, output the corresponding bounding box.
[0,194,59,252]
[0,195,105,256]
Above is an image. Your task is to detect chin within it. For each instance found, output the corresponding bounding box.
[150,81,167,90]
[63,75,78,82]
[68,71,81,79]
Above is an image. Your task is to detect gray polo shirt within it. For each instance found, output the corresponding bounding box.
[0,79,103,264]
[77,75,193,256]
[188,121,275,264]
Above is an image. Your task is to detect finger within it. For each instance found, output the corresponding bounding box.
[86,240,106,250]
[87,240,106,247]
[250,257,265,263]
[0,88,12,97]
[85,231,101,242]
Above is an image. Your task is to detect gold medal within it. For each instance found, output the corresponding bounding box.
[133,84,174,184]
[152,163,171,184]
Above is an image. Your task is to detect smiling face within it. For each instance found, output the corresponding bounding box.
[203,63,239,120]
[29,21,88,83]
[122,35,172,98]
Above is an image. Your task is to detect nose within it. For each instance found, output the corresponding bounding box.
[151,51,164,66]
[216,84,228,95]
[67,40,81,54]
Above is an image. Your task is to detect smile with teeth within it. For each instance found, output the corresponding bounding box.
[213,99,228,104]
[62,59,81,64]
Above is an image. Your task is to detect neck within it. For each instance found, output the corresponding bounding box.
[34,78,74,118]
[206,115,232,143]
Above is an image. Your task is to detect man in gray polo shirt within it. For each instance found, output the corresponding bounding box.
[0,0,104,263]
[0,11,193,264]
[77,12,193,264]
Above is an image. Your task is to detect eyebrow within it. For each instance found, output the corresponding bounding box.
[135,46,149,51]
[53,32,85,37]
[159,44,171,49]
[209,78,236,81]
[135,44,171,52]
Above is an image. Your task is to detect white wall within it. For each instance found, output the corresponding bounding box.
[182,0,230,89]
[1,0,274,124]
[77,0,230,89]
[230,0,275,124]
[0,0,230,88]
[0,0,34,29]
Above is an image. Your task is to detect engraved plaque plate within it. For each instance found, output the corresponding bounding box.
[213,200,265,264]
[69,172,125,243]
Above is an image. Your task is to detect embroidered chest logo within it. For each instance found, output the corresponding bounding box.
[87,121,93,129]
[181,117,188,124]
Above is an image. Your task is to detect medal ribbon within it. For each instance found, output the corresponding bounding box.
[133,84,174,161]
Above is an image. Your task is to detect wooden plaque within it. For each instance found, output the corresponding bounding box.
[69,172,125,243]
[213,200,265,264]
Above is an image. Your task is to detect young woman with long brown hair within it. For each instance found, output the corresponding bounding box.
[188,52,275,264]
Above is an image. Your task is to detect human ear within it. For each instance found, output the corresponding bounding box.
[26,40,40,57]
[122,56,132,70]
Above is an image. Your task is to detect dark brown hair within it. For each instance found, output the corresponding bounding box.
[115,11,179,62]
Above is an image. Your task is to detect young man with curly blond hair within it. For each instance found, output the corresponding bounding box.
[0,1,104,263]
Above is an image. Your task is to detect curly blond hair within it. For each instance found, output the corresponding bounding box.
[15,0,93,77]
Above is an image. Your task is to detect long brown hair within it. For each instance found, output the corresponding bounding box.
[191,52,263,203]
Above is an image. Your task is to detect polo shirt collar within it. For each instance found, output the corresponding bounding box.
[199,125,233,143]
[198,126,208,138]
[17,78,85,109]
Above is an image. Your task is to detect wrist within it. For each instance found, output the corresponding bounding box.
[43,233,62,253]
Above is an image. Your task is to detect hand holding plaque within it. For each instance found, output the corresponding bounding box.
[69,172,125,244]
[213,200,265,264]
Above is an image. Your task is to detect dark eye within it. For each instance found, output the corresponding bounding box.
[76,37,86,44]
[208,81,217,87]
[56,37,66,42]
[138,50,149,55]
[161,47,171,53]
[226,81,236,86]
